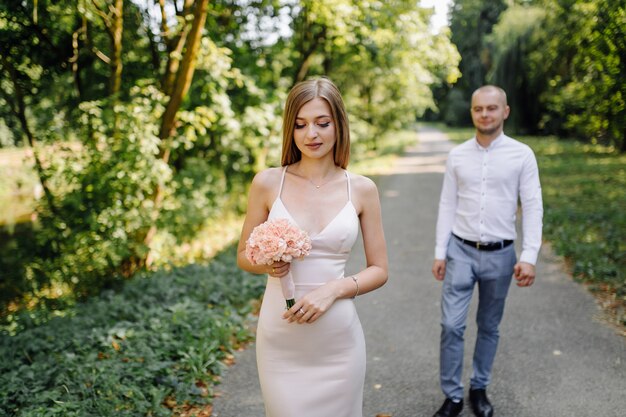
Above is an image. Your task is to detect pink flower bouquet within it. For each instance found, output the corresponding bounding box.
[245,218,312,308]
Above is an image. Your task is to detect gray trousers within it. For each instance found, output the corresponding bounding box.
[439,236,516,401]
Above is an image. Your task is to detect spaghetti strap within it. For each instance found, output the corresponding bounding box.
[345,170,352,202]
[278,166,288,198]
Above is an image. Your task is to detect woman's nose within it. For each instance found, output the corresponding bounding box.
[306,125,319,138]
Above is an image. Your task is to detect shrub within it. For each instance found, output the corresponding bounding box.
[0,245,265,416]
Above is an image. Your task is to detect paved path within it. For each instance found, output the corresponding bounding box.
[211,127,626,417]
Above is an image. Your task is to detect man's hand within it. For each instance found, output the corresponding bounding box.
[513,262,535,287]
[432,259,446,281]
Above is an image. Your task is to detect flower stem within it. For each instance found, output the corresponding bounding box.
[286,299,295,309]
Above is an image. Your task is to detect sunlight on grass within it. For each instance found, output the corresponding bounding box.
[150,212,245,269]
[0,149,38,228]
[420,122,474,143]
[351,129,418,175]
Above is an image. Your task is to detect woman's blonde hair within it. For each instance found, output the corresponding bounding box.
[281,77,350,168]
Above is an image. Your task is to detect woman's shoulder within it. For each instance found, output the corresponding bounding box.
[252,166,284,188]
[347,171,379,196]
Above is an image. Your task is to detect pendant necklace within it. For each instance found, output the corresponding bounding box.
[306,172,336,189]
[308,178,329,189]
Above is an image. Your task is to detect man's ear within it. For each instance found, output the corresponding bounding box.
[503,105,511,120]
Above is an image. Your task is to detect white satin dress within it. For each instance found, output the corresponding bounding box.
[255,166,365,417]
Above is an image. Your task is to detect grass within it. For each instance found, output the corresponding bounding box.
[420,122,475,144]
[0,244,265,417]
[524,136,626,327]
[0,148,38,229]
[351,128,420,175]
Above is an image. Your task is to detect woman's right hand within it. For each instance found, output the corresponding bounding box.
[268,261,290,277]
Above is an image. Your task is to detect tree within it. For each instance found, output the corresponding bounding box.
[487,0,625,149]
[536,0,626,150]
[0,0,462,314]
[486,4,547,134]
[282,0,461,148]
[441,0,508,125]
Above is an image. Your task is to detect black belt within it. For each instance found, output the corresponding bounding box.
[453,234,513,251]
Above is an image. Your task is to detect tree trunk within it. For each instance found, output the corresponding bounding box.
[161,0,195,95]
[90,0,124,95]
[142,0,210,266]
[142,8,161,73]
[108,0,123,95]
[70,18,87,100]
[291,3,326,87]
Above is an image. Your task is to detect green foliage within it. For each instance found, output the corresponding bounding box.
[450,0,626,152]
[436,0,509,127]
[278,0,461,146]
[0,245,266,416]
[0,0,460,323]
[536,0,626,150]
[447,0,626,151]
[19,87,168,298]
[487,4,547,134]
[448,0,509,93]
[525,136,626,324]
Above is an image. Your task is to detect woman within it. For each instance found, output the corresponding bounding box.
[237,77,388,417]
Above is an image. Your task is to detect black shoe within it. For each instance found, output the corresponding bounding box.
[433,398,464,417]
[469,388,493,417]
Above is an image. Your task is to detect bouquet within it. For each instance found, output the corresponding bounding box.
[245,218,312,308]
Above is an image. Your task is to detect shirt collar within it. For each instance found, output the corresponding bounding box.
[473,132,505,150]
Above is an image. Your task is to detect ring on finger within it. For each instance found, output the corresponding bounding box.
[298,308,304,315]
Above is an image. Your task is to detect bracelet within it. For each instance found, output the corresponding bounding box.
[349,275,359,298]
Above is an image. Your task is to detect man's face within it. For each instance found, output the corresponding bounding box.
[470,90,510,137]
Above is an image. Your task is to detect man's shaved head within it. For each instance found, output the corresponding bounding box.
[472,85,508,107]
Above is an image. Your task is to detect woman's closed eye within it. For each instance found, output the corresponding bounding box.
[295,122,331,129]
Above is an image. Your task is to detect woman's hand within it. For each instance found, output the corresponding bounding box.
[282,280,340,324]
[268,261,290,277]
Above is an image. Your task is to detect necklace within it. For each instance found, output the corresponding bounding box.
[289,165,338,189]
[308,178,329,189]
[304,171,337,189]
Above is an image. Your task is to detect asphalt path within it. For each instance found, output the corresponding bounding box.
[211,127,626,417]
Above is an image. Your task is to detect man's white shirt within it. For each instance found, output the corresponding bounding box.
[435,133,543,265]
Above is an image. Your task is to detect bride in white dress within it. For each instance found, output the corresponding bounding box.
[237,77,388,417]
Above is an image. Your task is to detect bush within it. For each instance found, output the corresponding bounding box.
[0,245,265,416]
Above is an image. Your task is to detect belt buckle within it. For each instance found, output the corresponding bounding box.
[476,241,481,249]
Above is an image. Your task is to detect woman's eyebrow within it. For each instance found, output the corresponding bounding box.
[296,114,331,120]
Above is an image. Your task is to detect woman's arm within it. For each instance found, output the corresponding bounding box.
[237,169,287,276]
[284,174,388,324]
[350,174,389,295]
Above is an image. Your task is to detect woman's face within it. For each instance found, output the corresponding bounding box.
[293,97,336,160]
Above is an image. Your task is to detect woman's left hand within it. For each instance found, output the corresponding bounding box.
[282,281,339,324]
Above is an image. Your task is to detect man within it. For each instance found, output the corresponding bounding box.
[431,85,543,417]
